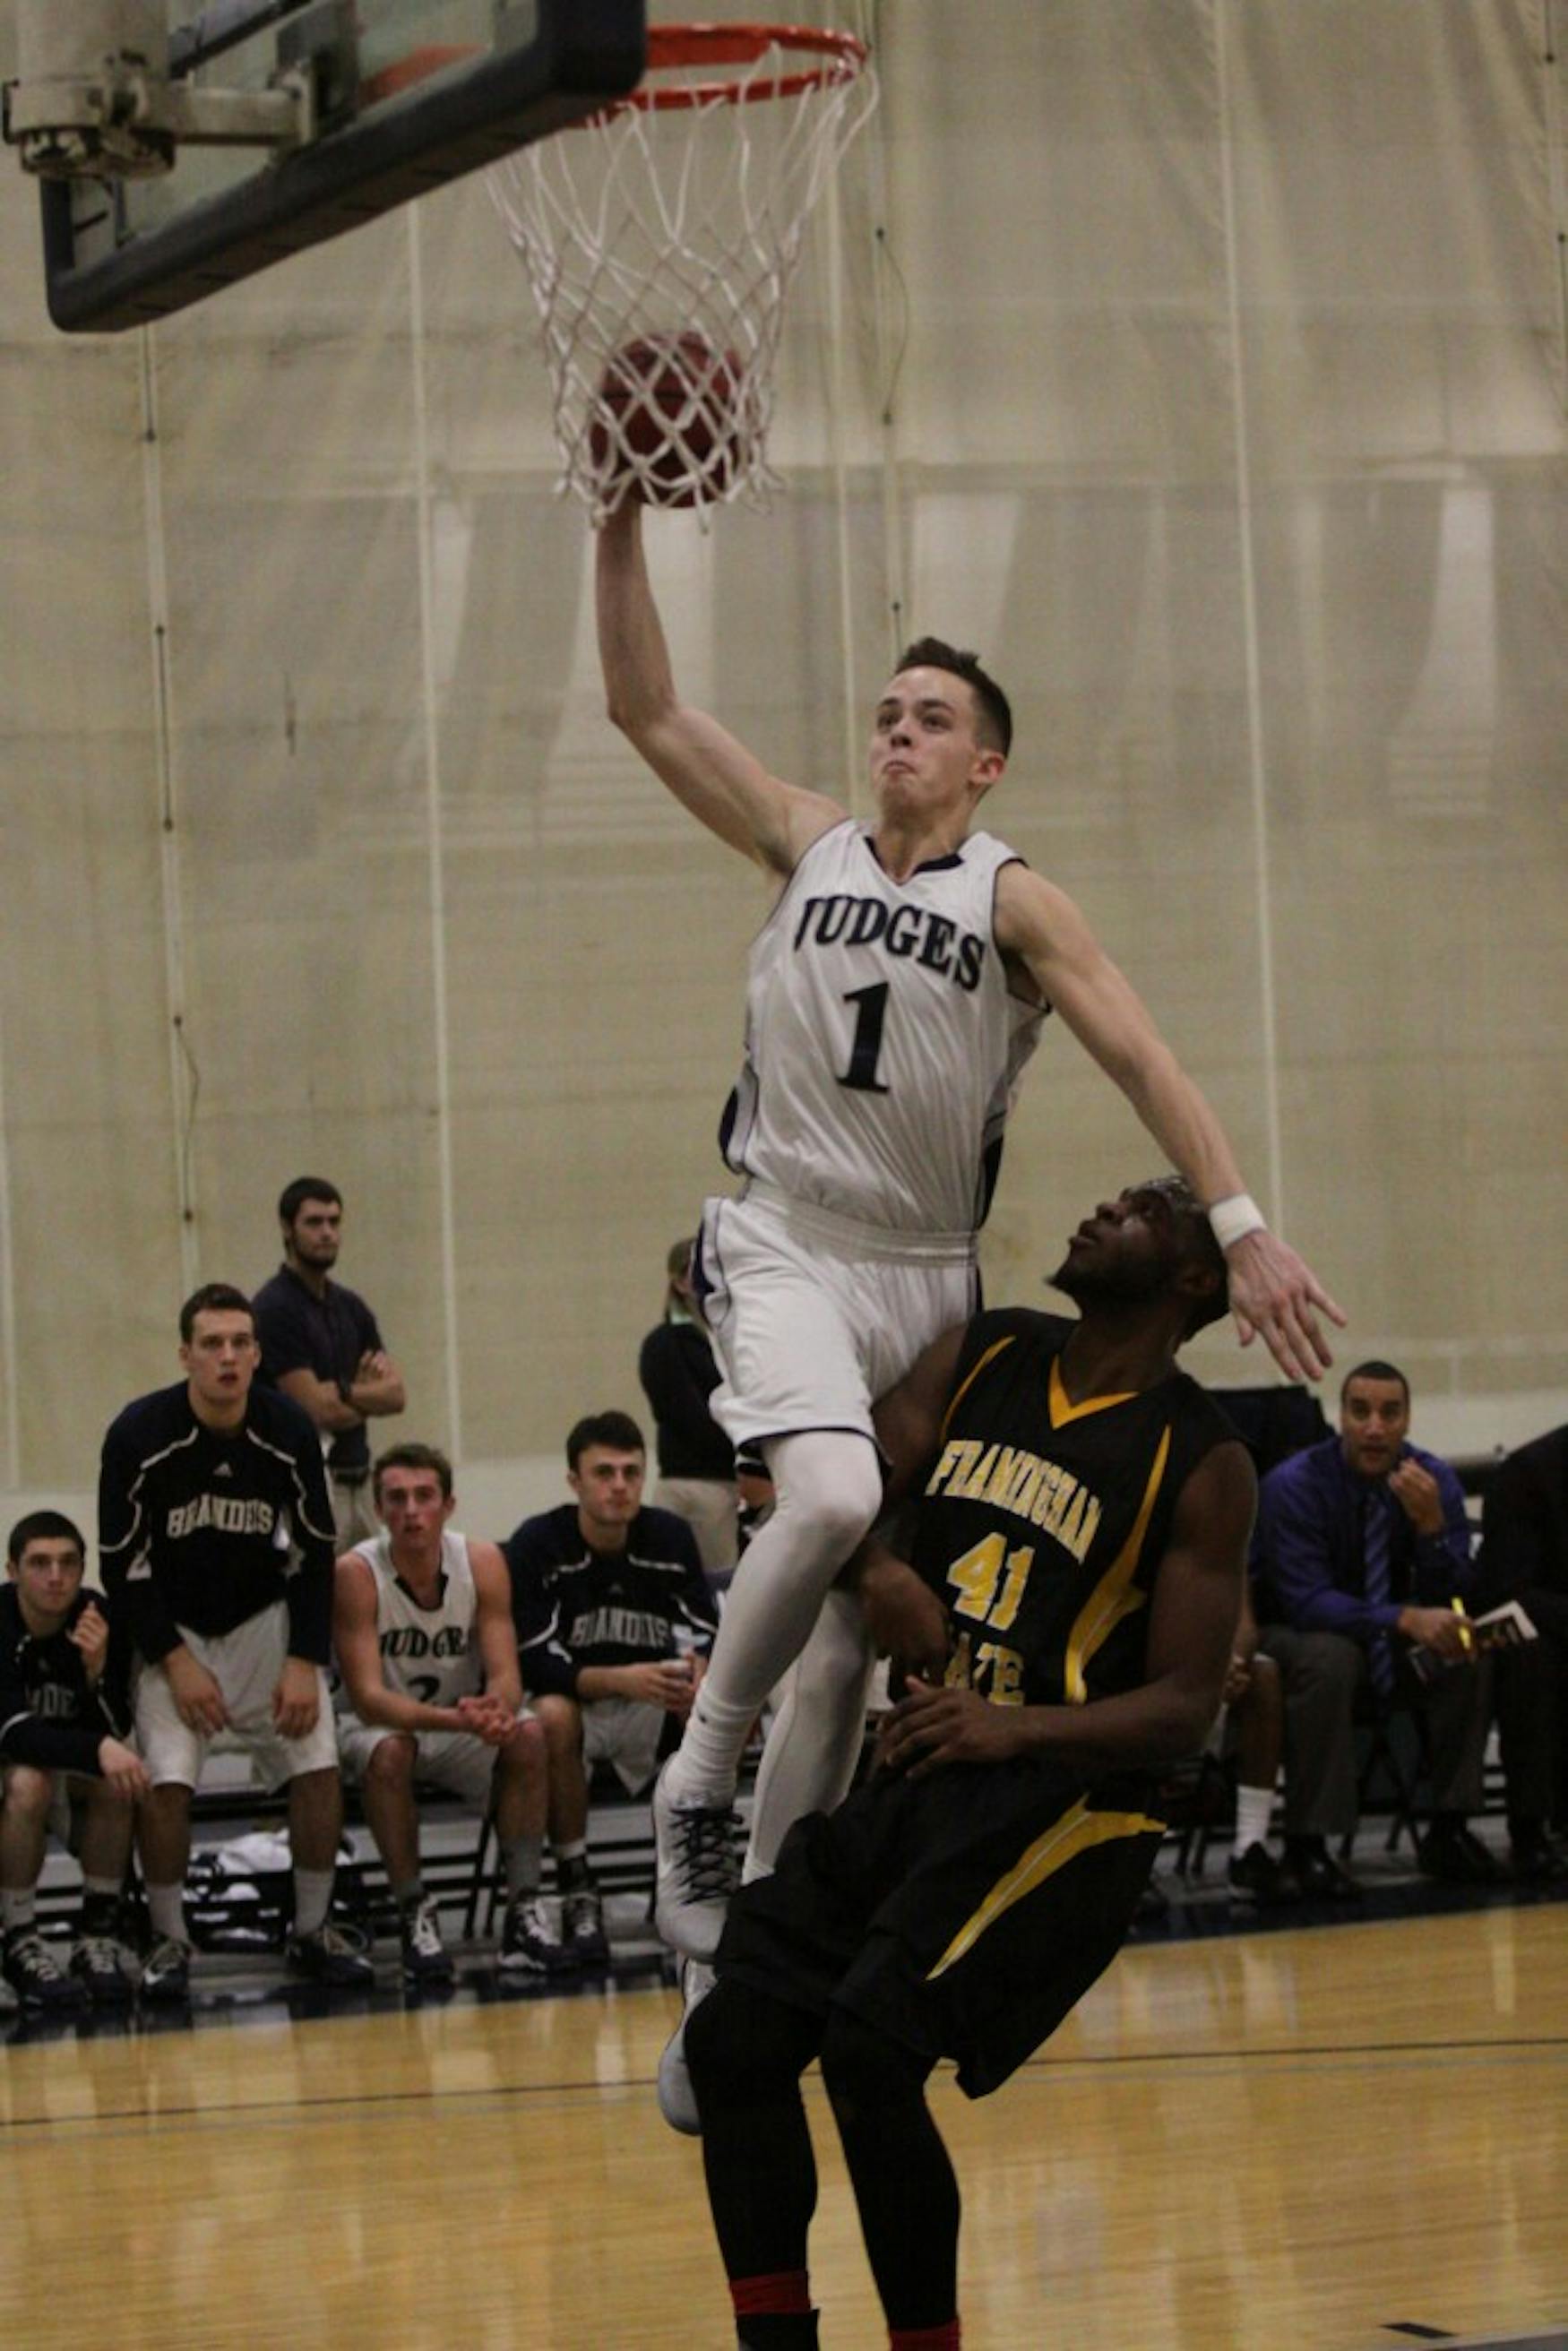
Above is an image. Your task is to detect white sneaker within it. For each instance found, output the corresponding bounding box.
[399,1894,454,1988]
[651,1762,740,1962]
[657,1958,716,2136]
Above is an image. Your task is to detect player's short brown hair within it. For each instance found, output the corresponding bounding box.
[178,1283,256,1343]
[566,1410,646,1471]
[278,1176,341,1226]
[373,1442,454,1503]
[896,635,1012,757]
[6,1510,87,1568]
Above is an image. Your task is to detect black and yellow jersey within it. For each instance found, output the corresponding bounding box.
[910,1307,1236,1711]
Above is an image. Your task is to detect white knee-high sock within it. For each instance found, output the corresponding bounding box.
[665,1429,883,1808]
[745,1585,878,1880]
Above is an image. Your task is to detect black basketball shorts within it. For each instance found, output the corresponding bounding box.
[718,1755,1164,2097]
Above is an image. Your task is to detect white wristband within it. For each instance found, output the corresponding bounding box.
[1208,1193,1266,1252]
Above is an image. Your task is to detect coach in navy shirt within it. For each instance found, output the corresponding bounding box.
[254,1176,405,1549]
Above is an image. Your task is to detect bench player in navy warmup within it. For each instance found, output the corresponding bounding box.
[99,1283,371,2001]
[1,1511,149,2010]
[682,1176,1255,2351]
[594,499,1341,1970]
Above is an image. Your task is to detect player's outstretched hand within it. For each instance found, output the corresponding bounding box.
[1224,1228,1346,1384]
[876,1679,1022,1778]
[857,1552,950,1684]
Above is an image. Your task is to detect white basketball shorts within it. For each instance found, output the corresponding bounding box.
[696,1181,978,1451]
[135,1601,339,1793]
[582,1696,668,1797]
[337,1718,526,1810]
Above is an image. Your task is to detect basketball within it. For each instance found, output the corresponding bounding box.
[590,331,745,508]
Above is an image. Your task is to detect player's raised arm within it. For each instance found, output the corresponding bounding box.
[595,499,843,875]
[994,861,1346,1383]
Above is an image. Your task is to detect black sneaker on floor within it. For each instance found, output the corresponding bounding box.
[499,1892,572,1977]
[562,1886,610,1971]
[1286,1842,1364,1900]
[139,1934,194,2004]
[1227,1842,1303,1907]
[287,1921,375,1989]
[1510,1827,1568,1884]
[71,1931,138,2006]
[399,1895,454,1989]
[1417,1821,1500,1886]
[3,1927,86,2013]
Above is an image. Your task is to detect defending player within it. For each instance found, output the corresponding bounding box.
[333,1443,560,1987]
[595,499,1341,1959]
[680,1177,1256,2349]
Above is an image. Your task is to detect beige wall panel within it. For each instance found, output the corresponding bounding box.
[0,734,186,1484]
[442,839,761,1457]
[879,3,1233,480]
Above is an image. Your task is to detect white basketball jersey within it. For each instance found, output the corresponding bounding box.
[720,821,1048,1234]
[348,1529,483,1710]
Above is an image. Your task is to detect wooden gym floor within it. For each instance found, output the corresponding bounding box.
[1,1887,1564,2349]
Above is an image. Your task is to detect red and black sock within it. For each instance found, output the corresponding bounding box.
[732,2270,818,2346]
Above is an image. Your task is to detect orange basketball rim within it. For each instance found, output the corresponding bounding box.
[488,21,877,523]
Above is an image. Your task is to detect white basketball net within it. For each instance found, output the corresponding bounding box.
[488,29,876,523]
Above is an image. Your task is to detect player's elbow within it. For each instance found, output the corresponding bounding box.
[1139,1675,1224,1767]
[604,653,686,743]
[1168,1691,1223,1762]
[602,655,658,728]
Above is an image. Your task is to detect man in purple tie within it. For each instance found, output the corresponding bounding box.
[1254,1360,1493,1893]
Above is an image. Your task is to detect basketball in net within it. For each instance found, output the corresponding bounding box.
[589,332,745,510]
[488,25,876,524]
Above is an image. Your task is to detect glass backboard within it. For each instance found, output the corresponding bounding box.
[25,0,645,332]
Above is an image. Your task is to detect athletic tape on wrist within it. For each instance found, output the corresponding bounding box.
[1208,1193,1266,1252]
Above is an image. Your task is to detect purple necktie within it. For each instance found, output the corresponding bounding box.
[1363,1489,1396,1700]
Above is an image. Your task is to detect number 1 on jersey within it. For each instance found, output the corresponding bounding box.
[839,982,891,1093]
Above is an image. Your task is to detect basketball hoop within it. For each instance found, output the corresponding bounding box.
[488,23,875,523]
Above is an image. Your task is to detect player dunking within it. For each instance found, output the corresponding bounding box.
[685,1177,1256,2350]
[594,498,1342,1959]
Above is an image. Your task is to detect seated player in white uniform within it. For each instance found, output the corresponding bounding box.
[1,1511,150,2011]
[334,1443,558,1986]
[594,500,1345,1974]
